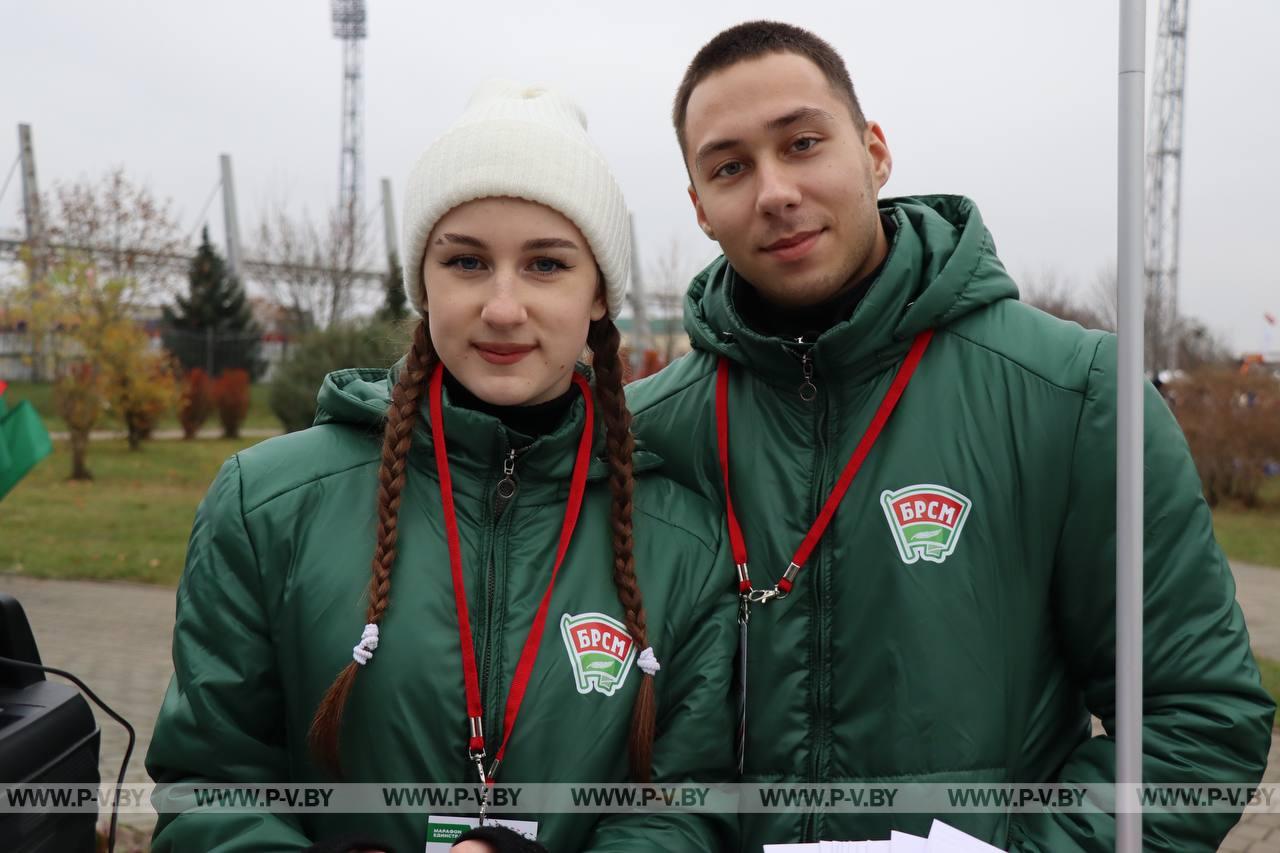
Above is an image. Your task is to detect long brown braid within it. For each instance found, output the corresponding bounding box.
[308,319,437,777]
[587,317,656,783]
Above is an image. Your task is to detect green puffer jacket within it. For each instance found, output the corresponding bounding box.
[146,365,737,853]
[627,195,1275,851]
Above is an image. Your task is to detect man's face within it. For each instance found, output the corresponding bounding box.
[683,52,892,307]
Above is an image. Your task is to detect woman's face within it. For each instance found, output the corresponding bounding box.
[422,197,607,407]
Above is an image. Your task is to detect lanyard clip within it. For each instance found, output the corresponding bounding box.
[469,749,489,824]
[743,564,799,605]
[468,718,501,825]
[476,759,501,824]
[470,752,496,824]
[468,716,489,787]
[746,587,781,605]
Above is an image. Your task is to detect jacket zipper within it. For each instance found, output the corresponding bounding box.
[809,378,833,841]
[788,337,827,841]
[480,444,524,748]
[799,350,818,401]
[494,447,519,516]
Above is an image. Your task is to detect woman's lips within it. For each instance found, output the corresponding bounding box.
[474,344,535,365]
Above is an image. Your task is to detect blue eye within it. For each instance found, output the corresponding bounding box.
[714,161,744,179]
[531,258,569,274]
[445,256,484,272]
[793,137,819,152]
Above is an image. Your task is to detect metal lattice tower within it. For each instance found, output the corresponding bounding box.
[332,0,366,251]
[1144,0,1189,371]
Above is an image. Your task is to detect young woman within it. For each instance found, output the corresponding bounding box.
[145,83,736,853]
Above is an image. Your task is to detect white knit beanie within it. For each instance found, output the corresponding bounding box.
[401,81,631,319]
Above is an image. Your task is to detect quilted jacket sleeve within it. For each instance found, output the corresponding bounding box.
[145,456,318,851]
[582,523,739,853]
[1008,335,1276,852]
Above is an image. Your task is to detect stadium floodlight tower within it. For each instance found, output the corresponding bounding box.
[332,0,367,259]
[1144,0,1190,373]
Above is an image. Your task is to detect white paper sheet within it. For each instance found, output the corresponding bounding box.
[761,822,1002,853]
[890,829,929,853]
[925,819,1006,852]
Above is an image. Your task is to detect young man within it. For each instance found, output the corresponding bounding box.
[627,20,1275,852]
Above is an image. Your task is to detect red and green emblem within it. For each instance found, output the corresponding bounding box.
[880,484,972,564]
[560,612,636,697]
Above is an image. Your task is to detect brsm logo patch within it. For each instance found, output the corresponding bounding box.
[560,613,636,697]
[880,484,973,565]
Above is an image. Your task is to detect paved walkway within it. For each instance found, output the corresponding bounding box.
[1221,562,1280,853]
[1236,562,1280,662]
[1,562,1278,850]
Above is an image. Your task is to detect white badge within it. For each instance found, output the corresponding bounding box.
[425,815,539,852]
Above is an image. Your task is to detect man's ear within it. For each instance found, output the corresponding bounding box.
[688,185,716,241]
[865,121,893,191]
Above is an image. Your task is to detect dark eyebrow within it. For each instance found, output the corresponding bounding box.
[522,237,580,251]
[694,106,836,172]
[436,232,485,248]
[433,234,578,252]
[695,138,741,173]
[765,106,835,130]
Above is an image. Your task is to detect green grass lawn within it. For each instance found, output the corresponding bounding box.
[1211,478,1280,570]
[0,437,268,585]
[2,380,279,433]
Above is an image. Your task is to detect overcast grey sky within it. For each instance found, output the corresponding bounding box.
[4,1,1277,353]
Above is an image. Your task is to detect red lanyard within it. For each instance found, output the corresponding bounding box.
[716,330,933,606]
[429,363,594,790]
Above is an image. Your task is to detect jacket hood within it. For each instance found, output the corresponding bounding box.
[312,362,662,483]
[684,194,1019,385]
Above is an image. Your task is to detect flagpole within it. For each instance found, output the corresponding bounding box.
[1117,0,1147,849]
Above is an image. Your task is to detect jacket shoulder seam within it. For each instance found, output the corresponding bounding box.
[241,453,379,516]
[940,325,1094,395]
[228,454,267,608]
[1052,334,1107,560]
[628,357,716,416]
[631,502,718,557]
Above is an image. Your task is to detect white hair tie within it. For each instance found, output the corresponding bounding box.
[637,647,661,677]
[352,623,379,666]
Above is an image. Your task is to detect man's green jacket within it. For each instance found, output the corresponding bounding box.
[627,195,1275,851]
[146,365,738,853]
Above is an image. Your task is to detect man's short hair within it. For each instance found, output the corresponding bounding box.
[672,20,868,157]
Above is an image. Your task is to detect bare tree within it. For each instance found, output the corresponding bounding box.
[43,167,184,306]
[1091,264,1173,369]
[1088,264,1227,371]
[1021,267,1110,331]
[1089,263,1119,332]
[15,168,182,381]
[252,203,369,331]
[646,236,694,364]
